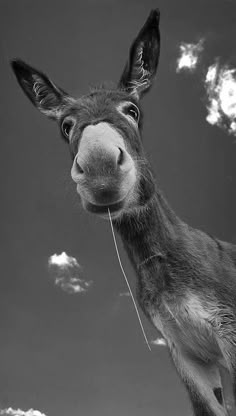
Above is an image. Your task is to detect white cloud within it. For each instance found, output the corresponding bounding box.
[151,338,167,347]
[176,36,236,136]
[0,408,47,416]
[205,61,236,135]
[48,251,92,294]
[49,251,78,268]
[176,39,204,73]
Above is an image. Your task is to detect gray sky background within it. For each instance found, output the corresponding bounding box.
[1,1,236,415]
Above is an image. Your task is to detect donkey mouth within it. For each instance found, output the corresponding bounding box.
[84,199,125,215]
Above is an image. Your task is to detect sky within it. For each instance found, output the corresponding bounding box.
[1,0,236,415]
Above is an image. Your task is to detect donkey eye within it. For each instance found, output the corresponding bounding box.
[125,104,140,123]
[61,119,74,138]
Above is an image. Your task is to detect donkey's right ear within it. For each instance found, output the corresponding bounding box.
[118,9,160,99]
[11,59,72,119]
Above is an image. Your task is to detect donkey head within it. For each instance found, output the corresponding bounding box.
[11,9,160,219]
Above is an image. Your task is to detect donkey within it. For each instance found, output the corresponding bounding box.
[11,8,236,416]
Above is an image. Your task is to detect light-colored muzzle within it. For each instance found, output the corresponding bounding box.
[71,122,136,214]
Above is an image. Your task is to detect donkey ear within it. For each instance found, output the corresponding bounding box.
[119,9,160,98]
[11,59,72,119]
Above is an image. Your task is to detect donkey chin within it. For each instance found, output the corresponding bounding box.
[76,176,138,220]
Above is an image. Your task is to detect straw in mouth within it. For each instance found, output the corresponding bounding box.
[108,208,151,351]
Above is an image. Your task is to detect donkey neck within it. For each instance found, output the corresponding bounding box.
[114,188,181,270]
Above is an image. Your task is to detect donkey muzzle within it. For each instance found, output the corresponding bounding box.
[71,122,137,211]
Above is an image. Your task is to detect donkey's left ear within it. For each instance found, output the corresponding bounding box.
[119,9,160,99]
[11,59,73,119]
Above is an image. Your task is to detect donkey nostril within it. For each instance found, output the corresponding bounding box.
[76,160,84,174]
[117,147,124,166]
